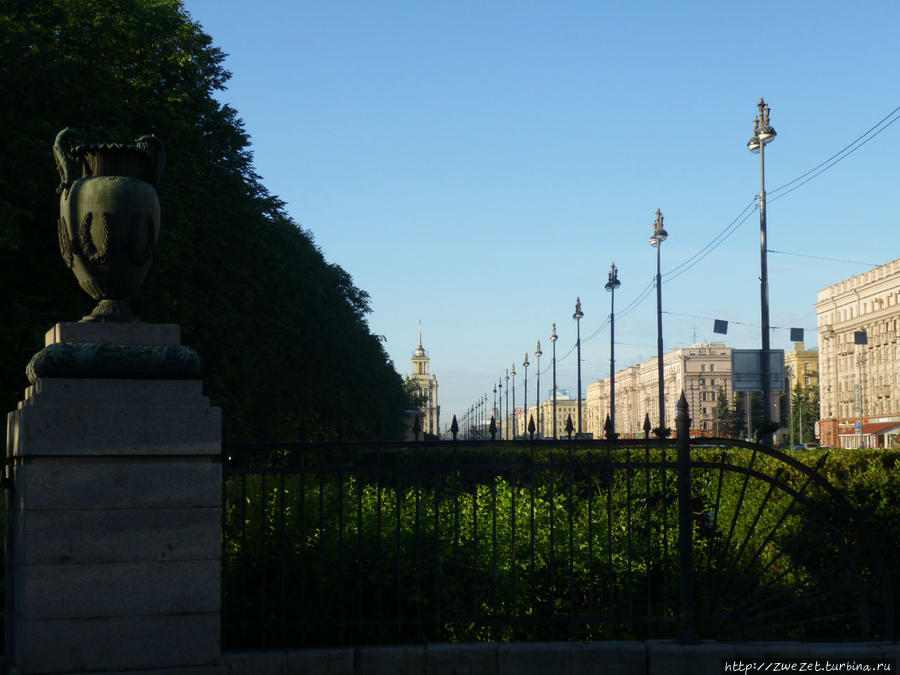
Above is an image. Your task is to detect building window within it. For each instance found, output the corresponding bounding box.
[710,364,715,372]
[701,365,706,372]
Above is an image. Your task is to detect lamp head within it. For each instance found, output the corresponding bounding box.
[649,209,668,247]
[605,262,621,292]
[573,296,584,320]
[749,100,775,151]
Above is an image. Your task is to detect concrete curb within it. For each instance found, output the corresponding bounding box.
[224,641,897,675]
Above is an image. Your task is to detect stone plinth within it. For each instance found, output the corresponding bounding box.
[44,322,181,347]
[5,323,224,674]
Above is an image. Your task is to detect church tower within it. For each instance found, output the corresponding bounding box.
[411,325,440,436]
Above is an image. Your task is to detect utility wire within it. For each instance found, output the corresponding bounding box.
[659,103,900,284]
[663,197,758,281]
[769,104,900,197]
[661,310,814,334]
[767,249,880,268]
[480,103,900,403]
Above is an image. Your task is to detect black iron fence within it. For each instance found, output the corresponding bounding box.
[221,396,895,649]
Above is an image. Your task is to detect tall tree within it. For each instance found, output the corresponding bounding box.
[714,386,733,437]
[0,0,409,441]
[731,392,747,440]
[789,383,819,446]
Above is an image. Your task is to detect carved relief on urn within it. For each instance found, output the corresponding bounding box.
[54,127,165,322]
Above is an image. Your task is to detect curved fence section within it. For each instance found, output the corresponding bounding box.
[220,402,894,649]
[689,437,893,641]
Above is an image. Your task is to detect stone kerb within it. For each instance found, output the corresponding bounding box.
[5,322,224,675]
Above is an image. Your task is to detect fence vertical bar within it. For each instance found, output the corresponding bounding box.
[396,451,403,640]
[676,392,698,643]
[529,441,537,638]
[568,441,575,638]
[471,457,479,632]
[299,454,308,645]
[337,465,345,645]
[259,470,269,647]
[625,445,633,635]
[606,444,613,637]
[414,448,423,642]
[240,464,249,645]
[278,468,287,648]
[645,441,653,638]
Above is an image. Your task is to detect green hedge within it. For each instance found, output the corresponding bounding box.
[222,446,899,647]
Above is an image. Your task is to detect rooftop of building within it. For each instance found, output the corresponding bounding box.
[816,257,900,304]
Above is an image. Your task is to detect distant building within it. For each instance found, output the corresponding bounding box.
[816,258,900,448]
[585,343,735,438]
[410,326,440,437]
[515,389,585,439]
[784,342,819,395]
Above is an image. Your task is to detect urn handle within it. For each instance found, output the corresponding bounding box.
[53,127,87,195]
[135,134,166,188]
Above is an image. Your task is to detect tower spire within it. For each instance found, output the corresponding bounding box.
[418,320,423,349]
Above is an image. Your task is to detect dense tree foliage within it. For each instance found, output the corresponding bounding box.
[0,0,409,441]
[787,383,819,446]
[714,386,733,437]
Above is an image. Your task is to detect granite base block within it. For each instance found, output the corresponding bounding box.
[13,613,221,673]
[18,506,220,564]
[16,558,220,619]
[14,461,221,511]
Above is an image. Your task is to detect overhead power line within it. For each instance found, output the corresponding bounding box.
[769,104,900,201]
[482,103,900,400]
[767,249,880,268]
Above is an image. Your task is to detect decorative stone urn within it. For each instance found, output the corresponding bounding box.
[54,127,165,322]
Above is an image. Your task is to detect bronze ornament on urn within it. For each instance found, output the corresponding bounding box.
[54,127,165,322]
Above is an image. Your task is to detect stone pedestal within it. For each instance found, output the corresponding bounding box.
[5,323,224,674]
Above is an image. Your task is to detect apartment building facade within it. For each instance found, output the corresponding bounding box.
[514,389,585,439]
[816,258,900,448]
[585,343,734,438]
[784,342,819,395]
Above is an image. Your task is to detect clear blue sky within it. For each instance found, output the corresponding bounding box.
[181,0,900,430]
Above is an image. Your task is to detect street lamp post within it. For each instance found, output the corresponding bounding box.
[493,383,497,435]
[505,369,510,440]
[650,209,669,437]
[535,341,543,438]
[498,377,503,441]
[523,352,529,437]
[475,399,480,439]
[747,97,777,447]
[511,364,517,439]
[481,394,487,439]
[573,298,584,435]
[550,323,558,439]
[605,262,621,437]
